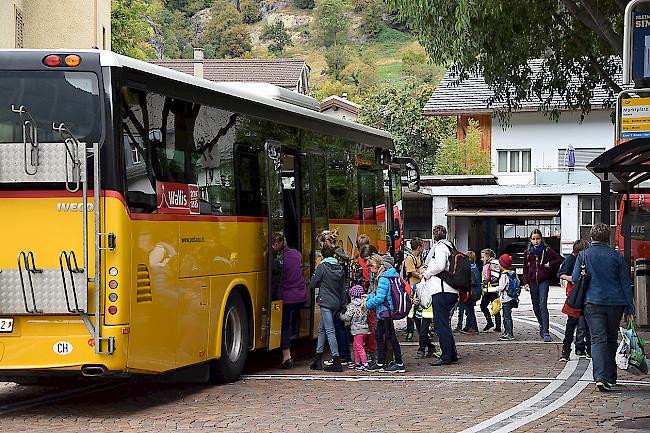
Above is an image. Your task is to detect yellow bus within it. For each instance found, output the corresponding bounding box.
[0,49,419,383]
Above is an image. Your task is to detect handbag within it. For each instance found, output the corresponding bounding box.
[416,278,433,309]
[561,282,582,318]
[566,252,589,310]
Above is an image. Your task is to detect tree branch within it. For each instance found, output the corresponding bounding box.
[560,0,622,55]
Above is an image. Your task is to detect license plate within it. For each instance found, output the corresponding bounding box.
[0,318,13,333]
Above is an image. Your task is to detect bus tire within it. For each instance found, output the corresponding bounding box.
[210,290,248,383]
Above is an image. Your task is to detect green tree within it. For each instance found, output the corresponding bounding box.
[388,0,625,120]
[312,0,350,47]
[400,43,444,84]
[240,0,261,23]
[205,0,252,58]
[357,81,456,174]
[261,21,293,55]
[294,0,315,8]
[361,0,384,39]
[111,0,156,59]
[323,45,351,80]
[311,79,358,101]
[434,121,492,175]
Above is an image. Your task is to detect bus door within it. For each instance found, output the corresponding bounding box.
[306,151,328,338]
[263,141,303,350]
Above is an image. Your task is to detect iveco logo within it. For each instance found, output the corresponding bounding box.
[57,203,95,212]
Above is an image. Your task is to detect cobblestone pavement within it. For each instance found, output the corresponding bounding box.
[0,287,647,433]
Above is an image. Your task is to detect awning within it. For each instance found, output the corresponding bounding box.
[446,209,560,217]
[587,138,650,193]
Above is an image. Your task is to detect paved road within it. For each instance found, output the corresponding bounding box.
[0,287,647,432]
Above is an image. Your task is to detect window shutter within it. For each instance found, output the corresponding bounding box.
[557,148,605,169]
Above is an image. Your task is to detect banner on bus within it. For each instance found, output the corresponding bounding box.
[621,97,650,138]
[156,181,200,214]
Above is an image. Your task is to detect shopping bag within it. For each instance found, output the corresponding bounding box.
[616,327,631,371]
[492,298,502,315]
[627,320,648,376]
[415,279,433,309]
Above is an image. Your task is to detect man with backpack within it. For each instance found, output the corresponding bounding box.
[421,225,465,366]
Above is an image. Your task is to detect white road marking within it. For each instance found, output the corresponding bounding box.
[242,374,555,383]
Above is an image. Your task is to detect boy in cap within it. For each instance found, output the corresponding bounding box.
[497,254,520,341]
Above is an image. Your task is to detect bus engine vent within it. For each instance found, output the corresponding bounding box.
[136,264,152,303]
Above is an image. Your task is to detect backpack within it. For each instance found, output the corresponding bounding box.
[379,276,413,320]
[441,243,472,303]
[468,267,480,303]
[505,270,521,299]
[487,259,502,286]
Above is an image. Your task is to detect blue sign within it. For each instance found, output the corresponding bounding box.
[633,12,650,81]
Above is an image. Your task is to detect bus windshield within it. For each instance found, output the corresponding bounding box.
[0,71,101,145]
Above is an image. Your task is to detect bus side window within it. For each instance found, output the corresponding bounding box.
[234,145,263,217]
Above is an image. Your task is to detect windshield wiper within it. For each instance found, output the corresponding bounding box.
[11,104,39,175]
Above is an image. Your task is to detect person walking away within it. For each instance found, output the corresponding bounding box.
[363,254,406,373]
[309,246,347,372]
[480,249,502,333]
[272,233,308,369]
[462,251,481,334]
[403,238,425,341]
[523,229,564,342]
[421,225,459,366]
[497,254,520,341]
[572,223,635,392]
[559,240,592,362]
[340,285,370,370]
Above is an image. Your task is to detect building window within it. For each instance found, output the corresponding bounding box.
[131,145,142,164]
[15,7,24,49]
[497,150,531,173]
[502,217,561,240]
[579,196,620,242]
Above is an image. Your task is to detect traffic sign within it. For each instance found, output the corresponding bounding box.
[622,97,650,138]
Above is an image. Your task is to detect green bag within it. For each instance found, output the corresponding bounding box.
[627,320,648,376]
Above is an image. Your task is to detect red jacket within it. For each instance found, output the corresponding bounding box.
[522,243,563,285]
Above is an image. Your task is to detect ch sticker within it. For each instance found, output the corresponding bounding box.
[53,341,73,355]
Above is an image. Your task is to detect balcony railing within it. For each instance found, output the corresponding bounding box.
[534,167,599,185]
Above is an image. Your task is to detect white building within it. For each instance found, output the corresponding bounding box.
[404,63,620,270]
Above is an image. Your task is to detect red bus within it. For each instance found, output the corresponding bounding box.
[615,194,650,261]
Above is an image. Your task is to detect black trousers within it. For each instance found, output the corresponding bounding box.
[562,315,591,354]
[415,317,435,351]
[480,292,501,328]
[375,318,403,365]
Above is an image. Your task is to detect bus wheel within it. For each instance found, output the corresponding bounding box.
[210,291,248,383]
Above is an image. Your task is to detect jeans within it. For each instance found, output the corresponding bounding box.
[584,303,625,383]
[333,315,351,361]
[465,301,478,329]
[352,334,368,365]
[432,292,459,362]
[316,306,339,357]
[562,315,591,354]
[416,317,435,351]
[502,299,514,336]
[280,302,304,351]
[529,280,550,335]
[455,304,465,329]
[375,318,402,365]
[480,292,501,328]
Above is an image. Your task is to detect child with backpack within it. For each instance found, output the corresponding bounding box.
[480,249,502,333]
[461,251,481,334]
[497,254,520,341]
[340,285,370,370]
[362,253,406,373]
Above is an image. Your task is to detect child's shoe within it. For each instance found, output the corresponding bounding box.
[355,363,369,371]
[559,351,570,362]
[348,362,359,369]
[366,361,384,372]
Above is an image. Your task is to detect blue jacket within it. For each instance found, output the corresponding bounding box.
[470,263,481,301]
[571,242,634,315]
[365,267,399,318]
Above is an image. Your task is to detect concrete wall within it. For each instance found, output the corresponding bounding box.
[0,0,110,49]
[0,1,22,48]
[491,110,614,185]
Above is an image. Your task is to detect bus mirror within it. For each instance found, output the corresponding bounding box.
[407,169,419,192]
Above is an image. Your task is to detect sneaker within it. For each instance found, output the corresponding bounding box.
[415,350,426,359]
[575,349,587,358]
[281,358,294,369]
[559,352,570,362]
[355,364,368,371]
[461,327,479,335]
[366,362,384,372]
[323,358,333,366]
[483,323,494,332]
[505,334,515,340]
[384,362,406,373]
[596,380,611,392]
[499,334,510,341]
[543,334,552,343]
[348,362,360,369]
